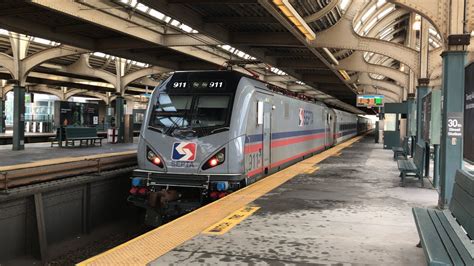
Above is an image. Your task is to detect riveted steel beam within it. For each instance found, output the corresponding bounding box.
[388,0,449,40]
[21,45,88,84]
[230,32,303,47]
[277,59,327,69]
[28,84,66,100]
[366,9,409,38]
[29,0,229,69]
[308,0,419,74]
[361,85,399,103]
[122,67,167,88]
[65,54,116,87]
[337,51,408,86]
[354,72,404,98]
[203,16,278,24]
[0,53,14,77]
[304,0,339,23]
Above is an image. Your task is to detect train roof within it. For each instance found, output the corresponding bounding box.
[169,70,330,109]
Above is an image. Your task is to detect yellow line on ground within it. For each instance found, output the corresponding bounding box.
[0,150,136,171]
[203,206,260,235]
[77,134,365,266]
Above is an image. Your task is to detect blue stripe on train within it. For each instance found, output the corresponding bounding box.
[339,129,357,137]
[246,128,326,143]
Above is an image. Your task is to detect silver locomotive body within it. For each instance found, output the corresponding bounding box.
[128,70,369,225]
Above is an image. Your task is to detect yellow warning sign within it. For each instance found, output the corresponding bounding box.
[203,206,260,235]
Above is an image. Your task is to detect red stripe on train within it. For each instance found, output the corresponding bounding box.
[270,133,325,148]
[244,132,327,154]
[247,144,325,178]
[244,143,263,154]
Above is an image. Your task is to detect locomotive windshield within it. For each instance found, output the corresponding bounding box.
[149,93,232,137]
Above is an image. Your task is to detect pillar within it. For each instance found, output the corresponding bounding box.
[115,96,124,143]
[105,104,113,130]
[406,94,416,156]
[416,80,430,146]
[12,85,25,150]
[0,97,5,133]
[439,51,466,207]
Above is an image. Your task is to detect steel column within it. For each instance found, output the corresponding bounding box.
[115,96,124,143]
[407,96,416,156]
[34,193,48,263]
[105,104,113,130]
[82,183,91,234]
[433,144,440,188]
[416,85,429,146]
[439,51,466,207]
[12,85,25,150]
[0,97,5,133]
[425,142,430,178]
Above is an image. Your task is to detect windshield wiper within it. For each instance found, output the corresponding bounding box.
[172,127,197,137]
[148,125,164,133]
[210,127,230,134]
[166,99,191,135]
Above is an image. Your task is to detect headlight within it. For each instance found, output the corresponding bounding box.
[147,148,164,168]
[202,148,225,170]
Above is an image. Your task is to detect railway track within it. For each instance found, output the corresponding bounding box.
[0,151,137,190]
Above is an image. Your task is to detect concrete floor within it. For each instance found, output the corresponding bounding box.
[152,135,439,265]
[0,138,138,166]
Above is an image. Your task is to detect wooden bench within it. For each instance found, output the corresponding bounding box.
[413,169,474,265]
[64,127,102,147]
[397,143,424,186]
[392,136,409,160]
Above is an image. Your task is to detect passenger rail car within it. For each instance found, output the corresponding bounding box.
[128,71,371,225]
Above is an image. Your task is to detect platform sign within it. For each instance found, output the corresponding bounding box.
[465,63,474,163]
[356,95,384,108]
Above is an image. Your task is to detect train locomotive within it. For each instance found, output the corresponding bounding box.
[128,70,372,226]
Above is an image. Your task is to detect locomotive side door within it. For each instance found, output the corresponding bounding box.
[262,102,272,173]
[327,112,334,147]
[324,110,329,147]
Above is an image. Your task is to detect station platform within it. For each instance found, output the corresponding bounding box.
[0,139,139,190]
[0,131,140,145]
[79,133,438,265]
[0,138,138,167]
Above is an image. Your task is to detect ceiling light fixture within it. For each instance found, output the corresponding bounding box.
[272,0,316,41]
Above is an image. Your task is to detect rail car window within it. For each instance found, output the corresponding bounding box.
[148,93,232,136]
[339,123,357,131]
[193,96,230,127]
[149,94,193,129]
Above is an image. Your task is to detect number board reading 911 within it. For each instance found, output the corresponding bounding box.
[172,81,226,89]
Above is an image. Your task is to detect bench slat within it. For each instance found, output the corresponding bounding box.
[453,184,474,218]
[397,159,417,171]
[413,208,452,265]
[450,199,474,239]
[455,170,474,197]
[437,211,474,264]
[428,209,465,265]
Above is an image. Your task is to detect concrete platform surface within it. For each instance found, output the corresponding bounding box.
[0,138,138,166]
[152,135,438,265]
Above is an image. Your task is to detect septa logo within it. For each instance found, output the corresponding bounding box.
[172,142,197,161]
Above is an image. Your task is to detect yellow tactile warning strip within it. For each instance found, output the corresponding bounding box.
[203,206,261,235]
[303,166,320,174]
[0,150,136,172]
[78,134,365,266]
